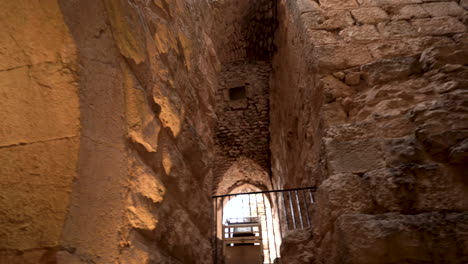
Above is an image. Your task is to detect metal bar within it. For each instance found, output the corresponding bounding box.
[220,197,224,235]
[295,190,304,229]
[309,190,314,204]
[212,186,317,198]
[282,192,289,231]
[269,193,279,260]
[302,190,311,227]
[214,197,218,264]
[261,193,270,263]
[249,194,252,217]
[288,191,297,229]
[275,192,284,239]
[254,193,259,218]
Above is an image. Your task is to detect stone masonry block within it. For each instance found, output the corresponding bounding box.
[351,7,390,24]
[302,10,354,30]
[339,25,381,43]
[377,20,417,38]
[422,2,466,17]
[314,44,374,70]
[412,17,466,35]
[391,4,430,20]
[319,0,359,9]
[326,139,385,174]
[461,0,468,10]
[358,0,422,7]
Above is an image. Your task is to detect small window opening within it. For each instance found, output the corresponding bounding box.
[229,86,246,100]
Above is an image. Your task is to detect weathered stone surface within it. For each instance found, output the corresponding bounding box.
[358,0,422,7]
[390,4,430,20]
[367,36,453,59]
[303,10,355,30]
[321,75,355,103]
[461,0,468,10]
[377,20,418,38]
[339,25,381,43]
[361,56,421,85]
[334,213,468,264]
[351,7,389,24]
[273,2,468,263]
[313,173,373,236]
[280,228,315,264]
[319,0,359,9]
[0,1,80,262]
[314,44,374,70]
[326,139,385,174]
[345,72,361,85]
[412,17,466,35]
[421,2,466,17]
[419,44,468,70]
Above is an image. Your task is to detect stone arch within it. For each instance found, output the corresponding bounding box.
[215,156,272,196]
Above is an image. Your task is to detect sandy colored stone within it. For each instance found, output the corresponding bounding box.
[334,213,468,264]
[306,30,340,45]
[412,17,466,35]
[345,72,361,85]
[422,2,466,17]
[377,20,417,38]
[0,139,79,250]
[361,56,421,85]
[339,25,381,43]
[104,0,147,64]
[461,0,468,10]
[319,0,359,9]
[367,36,453,59]
[351,7,389,24]
[326,139,385,174]
[322,102,348,127]
[314,44,374,70]
[302,10,355,30]
[391,4,430,20]
[358,0,422,6]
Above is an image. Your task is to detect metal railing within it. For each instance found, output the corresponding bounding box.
[212,187,316,264]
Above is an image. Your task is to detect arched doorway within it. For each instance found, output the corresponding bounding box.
[213,184,282,264]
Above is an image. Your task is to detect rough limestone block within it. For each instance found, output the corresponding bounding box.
[0,139,78,250]
[345,72,361,85]
[322,102,348,127]
[391,4,430,20]
[351,7,389,24]
[461,0,468,10]
[297,0,320,14]
[306,30,340,45]
[412,17,466,35]
[421,2,466,17]
[325,139,385,174]
[361,56,421,86]
[339,25,381,43]
[367,36,454,59]
[321,75,355,103]
[335,213,468,264]
[314,44,373,70]
[357,0,422,7]
[319,0,359,9]
[314,173,373,235]
[302,10,354,30]
[377,20,417,38]
[0,64,79,147]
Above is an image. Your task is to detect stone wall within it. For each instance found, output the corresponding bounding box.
[214,61,271,194]
[272,0,468,263]
[0,0,80,262]
[210,0,277,63]
[0,0,221,263]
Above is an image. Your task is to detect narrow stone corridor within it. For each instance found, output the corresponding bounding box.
[0,0,467,263]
